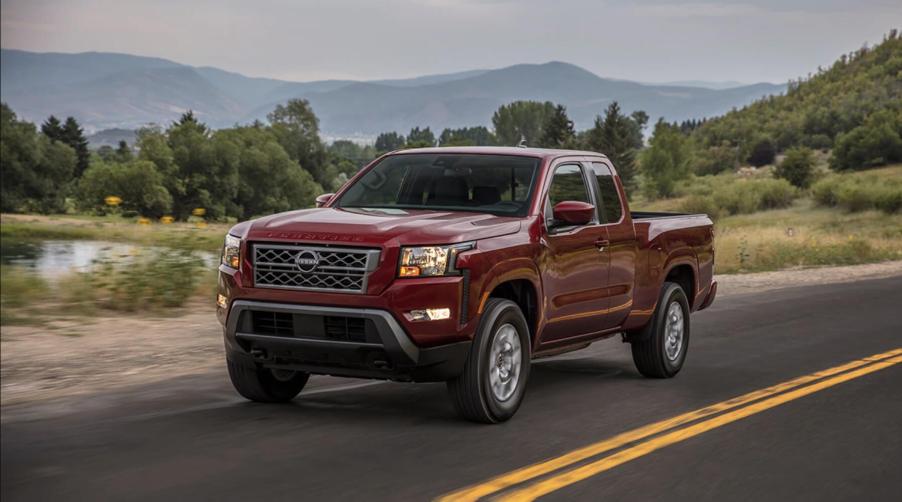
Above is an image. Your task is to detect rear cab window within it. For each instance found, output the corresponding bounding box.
[591,162,623,224]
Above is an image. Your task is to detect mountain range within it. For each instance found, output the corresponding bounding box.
[0,48,785,138]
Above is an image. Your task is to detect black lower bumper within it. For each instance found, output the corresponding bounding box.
[224,300,470,382]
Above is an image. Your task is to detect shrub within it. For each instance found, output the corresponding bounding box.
[812,174,902,214]
[831,110,902,171]
[776,146,815,188]
[748,138,776,167]
[83,248,209,312]
[693,143,739,176]
[676,175,797,217]
[679,195,723,220]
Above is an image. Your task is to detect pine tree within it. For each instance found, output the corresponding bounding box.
[41,115,64,141]
[61,117,90,176]
[586,102,641,192]
[539,105,575,148]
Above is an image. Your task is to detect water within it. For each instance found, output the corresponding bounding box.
[0,240,216,280]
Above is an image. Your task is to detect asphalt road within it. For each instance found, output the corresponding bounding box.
[3,276,901,501]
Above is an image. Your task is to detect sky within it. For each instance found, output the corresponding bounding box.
[1,0,899,84]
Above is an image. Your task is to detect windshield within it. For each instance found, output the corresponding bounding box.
[336,153,540,216]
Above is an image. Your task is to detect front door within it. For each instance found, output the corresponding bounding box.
[539,163,611,344]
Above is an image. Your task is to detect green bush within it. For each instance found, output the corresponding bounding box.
[676,175,797,217]
[747,138,776,167]
[679,195,723,220]
[77,160,173,217]
[831,109,902,171]
[812,174,902,214]
[83,248,210,312]
[776,146,815,188]
[693,143,739,176]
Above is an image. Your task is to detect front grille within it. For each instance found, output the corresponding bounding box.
[253,244,379,293]
[252,311,294,336]
[247,310,379,344]
[324,316,368,343]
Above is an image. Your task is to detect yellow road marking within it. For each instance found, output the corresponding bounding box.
[498,354,902,501]
[436,348,902,502]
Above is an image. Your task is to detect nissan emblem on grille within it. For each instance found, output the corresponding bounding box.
[294,250,320,272]
[253,244,379,294]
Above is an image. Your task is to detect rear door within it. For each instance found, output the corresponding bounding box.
[589,161,638,330]
[539,162,611,344]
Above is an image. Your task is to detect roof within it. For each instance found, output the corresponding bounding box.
[389,146,609,160]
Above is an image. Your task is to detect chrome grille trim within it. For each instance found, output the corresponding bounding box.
[252,243,380,294]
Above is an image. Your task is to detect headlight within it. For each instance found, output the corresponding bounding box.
[222,234,241,269]
[398,243,473,278]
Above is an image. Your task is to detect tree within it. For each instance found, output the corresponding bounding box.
[61,116,91,176]
[776,147,815,188]
[492,101,555,146]
[640,120,691,198]
[748,138,776,167]
[585,102,644,192]
[136,126,183,205]
[406,126,435,147]
[439,126,496,146]
[1,104,76,213]
[217,126,322,218]
[115,140,133,162]
[539,105,575,148]
[77,160,173,217]
[375,132,405,152]
[830,109,902,171]
[166,111,239,219]
[41,115,64,141]
[268,99,327,184]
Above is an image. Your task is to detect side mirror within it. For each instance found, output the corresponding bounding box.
[552,201,594,226]
[315,193,335,208]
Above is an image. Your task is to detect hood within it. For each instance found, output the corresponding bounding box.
[241,207,522,246]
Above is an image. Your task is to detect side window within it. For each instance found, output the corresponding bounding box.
[548,164,590,209]
[591,162,623,223]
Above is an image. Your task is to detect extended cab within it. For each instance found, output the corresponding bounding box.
[218,147,716,422]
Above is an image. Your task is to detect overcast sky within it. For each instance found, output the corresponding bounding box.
[1,0,899,84]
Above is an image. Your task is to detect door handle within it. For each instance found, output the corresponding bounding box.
[595,239,610,252]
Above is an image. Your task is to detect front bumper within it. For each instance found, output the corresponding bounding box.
[224,300,471,382]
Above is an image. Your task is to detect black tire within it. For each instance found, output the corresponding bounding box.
[447,298,531,423]
[630,281,690,378]
[227,358,310,403]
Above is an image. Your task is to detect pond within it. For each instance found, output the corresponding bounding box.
[0,240,216,280]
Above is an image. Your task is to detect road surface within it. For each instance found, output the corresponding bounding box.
[2,276,901,501]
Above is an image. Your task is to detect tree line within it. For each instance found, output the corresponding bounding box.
[1,100,365,219]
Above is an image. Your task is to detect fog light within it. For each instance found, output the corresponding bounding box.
[408,308,451,321]
[216,294,228,309]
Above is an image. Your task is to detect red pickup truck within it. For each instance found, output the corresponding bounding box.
[217,147,716,423]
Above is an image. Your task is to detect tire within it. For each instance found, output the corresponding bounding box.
[630,281,690,378]
[227,358,310,403]
[447,298,531,423]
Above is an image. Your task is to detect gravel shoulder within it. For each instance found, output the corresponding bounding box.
[3,260,901,410]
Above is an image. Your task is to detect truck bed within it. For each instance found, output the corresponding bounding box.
[631,211,706,220]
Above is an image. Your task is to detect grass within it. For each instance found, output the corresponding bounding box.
[0,213,228,254]
[713,200,902,273]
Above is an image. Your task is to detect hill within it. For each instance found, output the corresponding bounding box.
[690,31,902,163]
[0,49,785,136]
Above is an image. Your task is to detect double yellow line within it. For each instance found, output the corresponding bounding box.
[437,348,902,502]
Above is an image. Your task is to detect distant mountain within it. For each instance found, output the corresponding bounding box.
[0,49,786,137]
[652,80,764,90]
